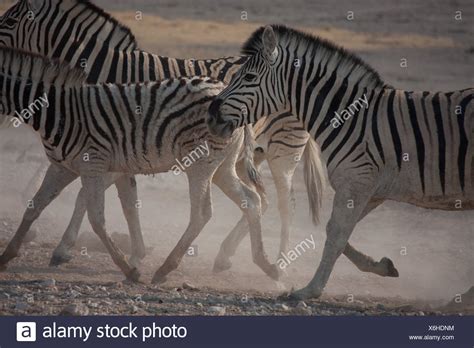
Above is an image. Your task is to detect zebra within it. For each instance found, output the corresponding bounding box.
[0,46,282,283]
[207,25,473,300]
[0,0,324,271]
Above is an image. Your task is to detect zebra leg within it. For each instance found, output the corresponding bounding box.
[151,165,214,284]
[80,174,140,282]
[212,160,280,281]
[343,201,399,277]
[22,161,50,243]
[115,175,145,267]
[0,164,77,270]
[49,172,127,266]
[267,154,299,258]
[212,217,249,273]
[212,149,267,273]
[289,184,373,300]
[344,244,399,277]
[49,184,88,266]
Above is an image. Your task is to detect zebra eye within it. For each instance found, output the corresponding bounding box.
[243,73,257,82]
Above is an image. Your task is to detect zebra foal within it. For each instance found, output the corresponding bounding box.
[208,25,473,299]
[0,47,280,282]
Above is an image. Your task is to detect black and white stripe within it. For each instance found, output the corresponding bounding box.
[0,1,324,266]
[208,25,473,299]
[0,46,279,282]
[0,0,307,151]
[0,47,232,173]
[210,25,473,208]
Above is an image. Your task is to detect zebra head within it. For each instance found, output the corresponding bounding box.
[208,25,287,138]
[0,0,38,48]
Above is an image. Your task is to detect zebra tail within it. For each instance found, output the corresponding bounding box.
[303,137,325,225]
[243,125,266,194]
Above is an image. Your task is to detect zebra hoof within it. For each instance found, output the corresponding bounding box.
[0,254,10,271]
[268,264,282,281]
[151,271,168,285]
[380,257,399,277]
[283,286,321,301]
[212,258,232,273]
[128,256,144,269]
[126,268,141,283]
[49,252,73,267]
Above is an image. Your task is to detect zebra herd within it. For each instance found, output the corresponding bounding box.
[0,0,471,300]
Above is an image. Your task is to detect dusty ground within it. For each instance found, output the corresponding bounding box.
[0,0,473,315]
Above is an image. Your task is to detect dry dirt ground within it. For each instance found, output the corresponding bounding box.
[0,0,473,316]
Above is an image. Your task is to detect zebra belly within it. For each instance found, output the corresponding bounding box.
[374,167,473,211]
[389,194,474,211]
[111,155,177,175]
[385,177,473,211]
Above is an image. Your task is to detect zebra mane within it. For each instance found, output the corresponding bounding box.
[72,0,138,50]
[242,25,385,88]
[0,46,87,87]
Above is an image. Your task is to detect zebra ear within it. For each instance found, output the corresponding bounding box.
[262,26,278,63]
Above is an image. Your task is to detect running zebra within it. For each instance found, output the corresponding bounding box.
[207,25,474,299]
[0,0,323,271]
[0,46,280,282]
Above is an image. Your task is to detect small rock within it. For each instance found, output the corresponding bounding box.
[297,307,312,315]
[208,306,226,316]
[88,302,99,308]
[182,282,198,291]
[110,282,123,290]
[142,294,162,302]
[130,305,139,314]
[296,301,308,309]
[67,290,81,299]
[15,302,29,311]
[59,303,89,316]
[278,303,290,311]
[39,278,56,288]
[0,293,10,300]
[170,289,181,298]
[295,301,311,315]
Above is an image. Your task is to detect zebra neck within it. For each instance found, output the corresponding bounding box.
[114,52,246,84]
